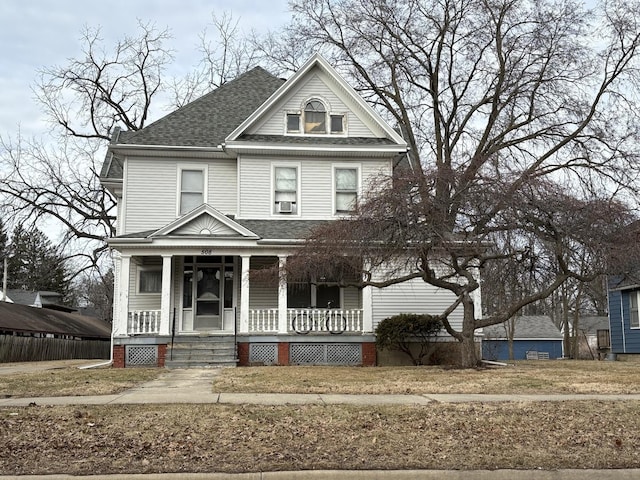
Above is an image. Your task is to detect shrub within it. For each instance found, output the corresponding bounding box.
[375,313,443,365]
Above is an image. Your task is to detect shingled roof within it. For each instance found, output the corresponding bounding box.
[0,302,111,340]
[483,315,562,340]
[115,67,285,148]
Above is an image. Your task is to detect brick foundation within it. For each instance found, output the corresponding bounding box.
[237,342,250,366]
[158,344,167,367]
[113,345,125,368]
[277,342,290,365]
[362,342,377,366]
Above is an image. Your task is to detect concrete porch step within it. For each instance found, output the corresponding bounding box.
[166,338,237,369]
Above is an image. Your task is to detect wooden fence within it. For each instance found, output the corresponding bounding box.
[0,335,110,363]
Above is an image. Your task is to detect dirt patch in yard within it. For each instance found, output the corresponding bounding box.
[1,401,638,475]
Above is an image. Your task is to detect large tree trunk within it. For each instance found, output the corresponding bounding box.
[459,298,479,368]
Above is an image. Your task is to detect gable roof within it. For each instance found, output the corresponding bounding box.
[227,53,407,148]
[106,66,285,153]
[151,204,259,238]
[0,302,111,339]
[574,316,609,334]
[484,315,563,340]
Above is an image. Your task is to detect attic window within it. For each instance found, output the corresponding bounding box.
[287,113,300,132]
[304,100,326,133]
[331,114,344,133]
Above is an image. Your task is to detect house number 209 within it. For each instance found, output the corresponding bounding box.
[201,249,212,255]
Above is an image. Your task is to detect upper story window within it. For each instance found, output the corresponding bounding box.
[274,166,298,215]
[286,99,345,135]
[304,100,326,133]
[335,167,359,214]
[179,168,205,215]
[631,291,640,328]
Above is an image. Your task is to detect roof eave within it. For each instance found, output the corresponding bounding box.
[109,143,229,158]
[223,141,407,157]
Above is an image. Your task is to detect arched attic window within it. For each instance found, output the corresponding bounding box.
[286,98,345,135]
[304,100,326,133]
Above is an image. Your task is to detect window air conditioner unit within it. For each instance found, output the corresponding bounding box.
[278,201,293,213]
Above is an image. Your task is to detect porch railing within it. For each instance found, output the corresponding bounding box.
[128,310,161,334]
[248,308,364,334]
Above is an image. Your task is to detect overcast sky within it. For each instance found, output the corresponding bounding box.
[0,0,292,139]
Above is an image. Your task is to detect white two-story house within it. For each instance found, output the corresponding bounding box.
[100,54,469,368]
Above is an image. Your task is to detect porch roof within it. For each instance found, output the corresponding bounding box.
[112,219,330,242]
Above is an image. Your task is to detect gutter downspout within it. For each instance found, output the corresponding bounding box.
[79,328,114,370]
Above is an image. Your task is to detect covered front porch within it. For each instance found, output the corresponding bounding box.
[115,253,372,338]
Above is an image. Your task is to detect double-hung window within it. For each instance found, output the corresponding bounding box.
[274,166,298,214]
[139,269,162,294]
[631,291,640,328]
[179,168,205,215]
[335,167,358,214]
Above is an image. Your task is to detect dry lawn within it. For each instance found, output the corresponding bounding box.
[1,401,639,475]
[213,360,640,395]
[0,366,161,397]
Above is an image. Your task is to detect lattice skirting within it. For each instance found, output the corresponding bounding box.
[249,343,279,365]
[126,345,158,366]
[290,343,362,365]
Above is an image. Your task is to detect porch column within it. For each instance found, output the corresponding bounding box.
[115,254,131,336]
[240,255,250,333]
[159,254,173,336]
[278,255,288,334]
[363,285,373,333]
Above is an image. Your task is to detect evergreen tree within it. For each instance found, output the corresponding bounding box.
[7,225,70,301]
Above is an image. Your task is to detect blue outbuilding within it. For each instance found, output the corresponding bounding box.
[608,275,640,358]
[482,315,564,361]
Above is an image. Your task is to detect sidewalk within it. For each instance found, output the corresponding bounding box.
[3,365,640,407]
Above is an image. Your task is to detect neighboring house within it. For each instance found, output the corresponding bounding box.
[569,316,610,360]
[4,289,75,313]
[482,316,564,361]
[607,274,640,359]
[100,54,477,368]
[0,302,111,362]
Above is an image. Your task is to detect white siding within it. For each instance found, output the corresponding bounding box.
[371,278,464,331]
[129,257,162,312]
[239,158,272,218]
[239,156,391,220]
[249,257,278,309]
[125,158,176,234]
[343,286,361,310]
[251,70,375,138]
[208,158,237,215]
[124,157,237,234]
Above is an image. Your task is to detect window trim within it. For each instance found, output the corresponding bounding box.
[272,162,301,217]
[332,164,361,216]
[630,291,640,329]
[177,164,208,216]
[137,267,163,295]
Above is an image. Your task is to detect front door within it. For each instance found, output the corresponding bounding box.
[182,256,235,332]
[195,265,221,330]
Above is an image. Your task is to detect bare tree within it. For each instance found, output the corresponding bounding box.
[268,0,640,367]
[169,11,261,107]
[35,21,173,140]
[0,13,263,296]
